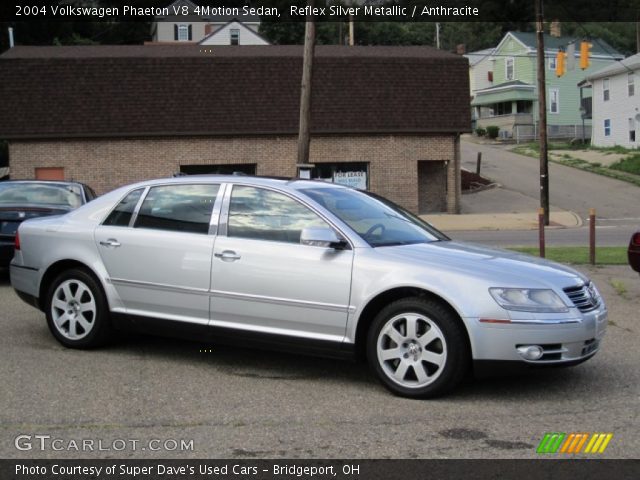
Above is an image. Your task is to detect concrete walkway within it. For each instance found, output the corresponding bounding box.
[421,210,582,232]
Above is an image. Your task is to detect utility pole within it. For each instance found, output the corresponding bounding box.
[536,0,550,225]
[636,20,639,53]
[8,27,14,48]
[435,22,440,49]
[296,0,316,178]
[349,14,354,46]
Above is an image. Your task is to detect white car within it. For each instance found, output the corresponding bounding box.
[10,176,607,398]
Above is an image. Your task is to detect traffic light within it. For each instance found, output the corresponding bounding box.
[580,41,592,70]
[555,49,566,77]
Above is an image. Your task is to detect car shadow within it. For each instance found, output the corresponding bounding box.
[101,331,608,400]
[110,332,377,387]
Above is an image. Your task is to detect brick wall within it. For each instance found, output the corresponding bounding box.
[9,133,459,213]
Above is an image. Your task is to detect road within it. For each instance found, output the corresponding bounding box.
[459,140,639,246]
[1,268,639,460]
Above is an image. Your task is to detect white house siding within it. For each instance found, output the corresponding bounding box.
[591,70,640,148]
[154,19,207,43]
[466,50,494,94]
[199,21,269,46]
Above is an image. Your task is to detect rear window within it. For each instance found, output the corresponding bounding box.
[0,183,83,208]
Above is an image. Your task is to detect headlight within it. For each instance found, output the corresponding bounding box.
[489,288,569,313]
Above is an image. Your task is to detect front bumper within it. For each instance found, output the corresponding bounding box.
[467,304,607,365]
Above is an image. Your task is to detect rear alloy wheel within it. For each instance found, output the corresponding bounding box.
[367,298,468,398]
[46,268,112,348]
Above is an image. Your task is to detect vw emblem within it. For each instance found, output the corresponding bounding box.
[18,212,26,219]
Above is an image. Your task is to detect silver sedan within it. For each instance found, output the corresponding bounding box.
[10,176,608,398]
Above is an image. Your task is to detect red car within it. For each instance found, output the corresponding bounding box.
[629,232,640,273]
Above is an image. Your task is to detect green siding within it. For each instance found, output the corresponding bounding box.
[544,57,611,125]
[488,34,619,126]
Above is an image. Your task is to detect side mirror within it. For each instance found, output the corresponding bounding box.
[300,227,346,249]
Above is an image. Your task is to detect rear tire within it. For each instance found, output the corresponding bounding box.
[367,297,468,398]
[45,268,112,349]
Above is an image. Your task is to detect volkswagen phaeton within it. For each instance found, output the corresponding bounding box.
[10,176,608,398]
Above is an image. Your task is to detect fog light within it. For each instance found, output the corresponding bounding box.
[516,345,544,360]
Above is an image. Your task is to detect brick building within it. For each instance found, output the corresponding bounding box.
[0,45,470,213]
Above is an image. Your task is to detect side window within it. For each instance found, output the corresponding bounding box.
[103,189,143,227]
[228,186,327,243]
[134,184,219,234]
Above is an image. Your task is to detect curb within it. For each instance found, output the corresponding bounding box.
[421,211,583,232]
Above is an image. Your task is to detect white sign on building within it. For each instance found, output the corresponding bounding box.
[333,171,367,190]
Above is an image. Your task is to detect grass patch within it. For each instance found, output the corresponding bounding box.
[510,145,640,188]
[508,246,628,265]
[610,154,640,175]
[609,279,628,298]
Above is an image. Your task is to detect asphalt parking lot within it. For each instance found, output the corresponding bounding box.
[1,265,639,459]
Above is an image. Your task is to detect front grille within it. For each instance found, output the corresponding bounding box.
[563,282,600,312]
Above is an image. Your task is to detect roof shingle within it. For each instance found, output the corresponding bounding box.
[0,45,471,139]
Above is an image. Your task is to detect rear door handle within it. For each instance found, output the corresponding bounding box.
[99,239,121,248]
[214,250,241,262]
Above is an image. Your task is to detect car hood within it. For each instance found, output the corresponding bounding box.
[376,240,588,288]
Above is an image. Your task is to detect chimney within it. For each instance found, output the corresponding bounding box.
[205,24,213,36]
[456,44,466,55]
[550,20,561,38]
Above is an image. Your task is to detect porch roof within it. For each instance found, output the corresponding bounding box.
[472,81,536,106]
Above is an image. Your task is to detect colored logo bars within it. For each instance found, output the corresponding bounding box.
[537,432,613,454]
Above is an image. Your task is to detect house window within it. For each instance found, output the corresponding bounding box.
[505,57,514,81]
[603,78,610,101]
[516,100,532,114]
[549,57,556,70]
[230,28,240,45]
[489,101,513,116]
[549,88,559,114]
[629,72,635,97]
[604,119,611,137]
[629,118,636,142]
[177,24,189,41]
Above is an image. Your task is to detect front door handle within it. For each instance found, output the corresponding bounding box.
[99,239,121,248]
[214,250,241,262]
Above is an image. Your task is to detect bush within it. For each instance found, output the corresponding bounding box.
[486,126,500,139]
[475,127,486,137]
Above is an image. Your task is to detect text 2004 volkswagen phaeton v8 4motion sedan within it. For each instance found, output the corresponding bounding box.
[10,176,607,398]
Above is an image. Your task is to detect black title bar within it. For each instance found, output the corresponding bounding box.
[1,0,640,22]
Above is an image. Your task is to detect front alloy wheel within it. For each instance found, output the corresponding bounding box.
[368,297,468,398]
[46,268,112,348]
[376,313,448,388]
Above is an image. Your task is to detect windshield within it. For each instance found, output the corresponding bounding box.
[0,182,83,208]
[299,187,449,247]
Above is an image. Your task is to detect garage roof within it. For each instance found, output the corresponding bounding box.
[0,45,471,139]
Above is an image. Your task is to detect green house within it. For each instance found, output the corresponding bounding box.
[470,31,623,141]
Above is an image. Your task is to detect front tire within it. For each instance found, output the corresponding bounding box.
[45,268,112,349]
[367,297,469,398]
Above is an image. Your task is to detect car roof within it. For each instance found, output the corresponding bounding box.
[125,175,350,191]
[0,179,84,186]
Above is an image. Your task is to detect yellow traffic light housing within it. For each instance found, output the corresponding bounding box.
[580,41,592,70]
[555,49,566,77]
